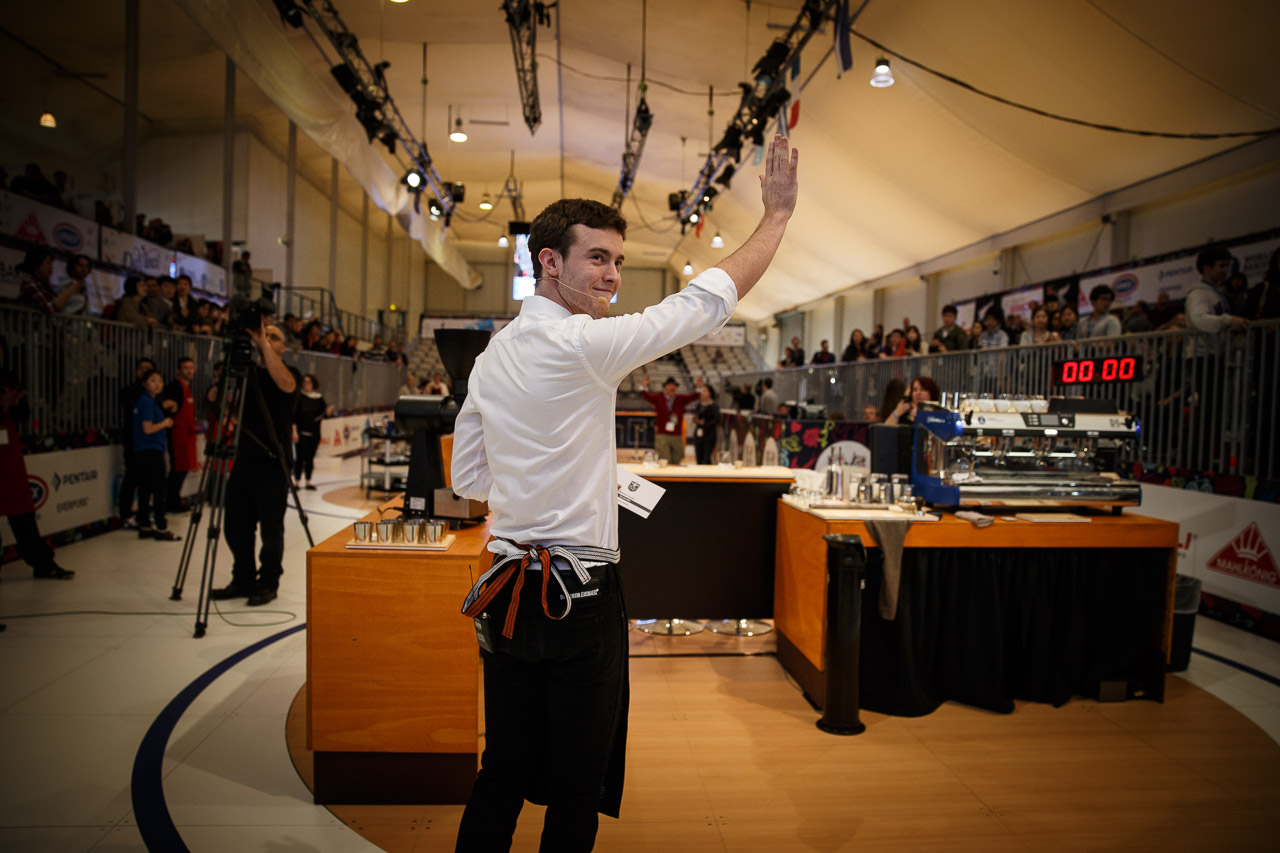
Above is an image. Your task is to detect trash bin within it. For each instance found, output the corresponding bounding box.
[1168,574,1202,672]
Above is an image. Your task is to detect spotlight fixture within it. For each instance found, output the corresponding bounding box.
[402,169,424,191]
[701,187,718,205]
[714,164,735,189]
[870,57,894,88]
[498,235,509,247]
[689,212,700,224]
[682,261,694,276]
[668,190,688,212]
[428,199,443,216]
[711,233,724,249]
[479,193,494,211]
[39,111,56,129]
[379,129,397,155]
[450,113,468,143]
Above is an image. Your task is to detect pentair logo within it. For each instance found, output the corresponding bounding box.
[29,475,49,510]
[1206,522,1278,589]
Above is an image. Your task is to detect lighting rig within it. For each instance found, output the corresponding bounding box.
[610,95,654,209]
[502,0,555,135]
[676,0,836,228]
[270,0,456,221]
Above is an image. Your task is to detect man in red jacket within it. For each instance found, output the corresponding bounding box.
[640,375,698,464]
[162,358,200,513]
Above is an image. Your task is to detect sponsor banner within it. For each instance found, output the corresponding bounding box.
[694,325,747,347]
[317,413,390,458]
[419,316,511,338]
[99,226,174,277]
[0,446,123,543]
[174,251,227,298]
[0,245,24,301]
[1078,235,1280,314]
[998,283,1043,322]
[1137,483,1280,617]
[0,191,100,258]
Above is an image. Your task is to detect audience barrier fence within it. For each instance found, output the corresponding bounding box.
[720,321,1280,482]
[1,306,404,446]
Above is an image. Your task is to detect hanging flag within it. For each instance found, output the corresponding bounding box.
[788,99,801,130]
[752,144,765,165]
[834,0,853,77]
[695,218,705,238]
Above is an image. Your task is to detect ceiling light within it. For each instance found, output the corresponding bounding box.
[689,212,699,224]
[39,111,56,129]
[682,261,694,276]
[479,193,494,210]
[390,0,410,3]
[402,169,423,191]
[498,235,509,247]
[450,115,468,143]
[870,57,894,88]
[711,233,724,249]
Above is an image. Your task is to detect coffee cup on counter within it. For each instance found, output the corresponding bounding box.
[353,521,372,542]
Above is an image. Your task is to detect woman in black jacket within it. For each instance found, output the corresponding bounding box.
[292,374,334,490]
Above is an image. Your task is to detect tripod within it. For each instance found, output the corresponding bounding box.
[170,334,313,638]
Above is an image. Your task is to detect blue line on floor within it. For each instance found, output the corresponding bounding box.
[1192,647,1280,688]
[130,623,307,852]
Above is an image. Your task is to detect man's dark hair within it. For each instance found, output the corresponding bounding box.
[1196,244,1233,274]
[73,253,92,267]
[176,274,192,286]
[284,312,298,322]
[136,356,156,370]
[178,357,194,367]
[157,275,174,287]
[941,304,958,316]
[138,368,161,384]
[1089,284,1114,303]
[663,376,678,387]
[763,378,773,389]
[18,246,52,274]
[529,199,627,279]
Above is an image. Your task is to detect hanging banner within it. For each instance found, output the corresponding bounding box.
[1077,236,1280,314]
[173,250,227,298]
[99,227,174,277]
[694,325,747,347]
[0,191,100,258]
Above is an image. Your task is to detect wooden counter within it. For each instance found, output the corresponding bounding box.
[306,504,491,804]
[775,500,1180,715]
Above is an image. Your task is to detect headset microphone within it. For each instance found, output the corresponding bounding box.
[544,276,610,314]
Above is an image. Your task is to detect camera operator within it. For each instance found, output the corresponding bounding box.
[210,318,300,607]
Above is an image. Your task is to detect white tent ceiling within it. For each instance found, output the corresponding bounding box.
[3,0,1277,322]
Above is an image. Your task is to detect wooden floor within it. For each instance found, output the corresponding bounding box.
[287,653,1280,852]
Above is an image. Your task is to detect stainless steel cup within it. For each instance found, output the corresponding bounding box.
[426,519,446,544]
[402,520,422,544]
[353,521,372,542]
[376,519,396,543]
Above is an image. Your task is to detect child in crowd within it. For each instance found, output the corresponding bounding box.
[133,369,180,541]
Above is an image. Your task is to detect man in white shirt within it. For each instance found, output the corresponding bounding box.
[451,135,798,851]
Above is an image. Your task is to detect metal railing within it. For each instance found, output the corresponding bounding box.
[1,306,404,446]
[720,321,1280,480]
[273,286,397,345]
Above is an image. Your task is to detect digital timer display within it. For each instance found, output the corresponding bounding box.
[1052,357,1144,385]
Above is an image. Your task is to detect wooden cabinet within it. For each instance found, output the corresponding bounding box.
[306,506,491,803]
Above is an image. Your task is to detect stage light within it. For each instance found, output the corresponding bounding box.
[379,129,397,154]
[682,261,694,276]
[39,111,56,128]
[870,57,894,88]
[498,235,509,247]
[715,164,735,188]
[450,115,468,143]
[402,169,424,191]
[711,233,724,249]
[689,212,700,224]
[479,193,494,210]
[271,0,304,28]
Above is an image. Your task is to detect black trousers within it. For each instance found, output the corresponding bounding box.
[134,449,168,531]
[456,563,629,853]
[1,511,56,573]
[293,432,321,481]
[224,463,288,591]
[694,434,717,465]
[118,443,137,520]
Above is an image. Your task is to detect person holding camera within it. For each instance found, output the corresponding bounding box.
[884,376,940,427]
[210,321,300,607]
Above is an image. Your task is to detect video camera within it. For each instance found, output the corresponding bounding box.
[222,294,277,373]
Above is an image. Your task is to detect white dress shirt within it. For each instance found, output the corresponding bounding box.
[451,267,738,551]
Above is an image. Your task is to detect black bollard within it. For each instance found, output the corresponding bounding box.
[817,533,867,735]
